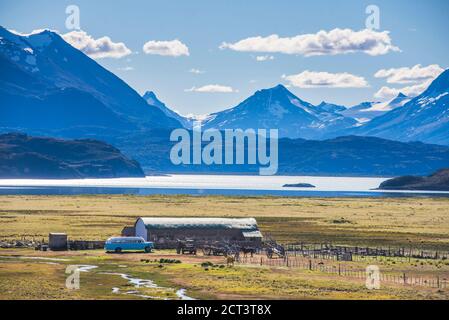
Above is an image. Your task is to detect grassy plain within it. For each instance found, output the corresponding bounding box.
[1,195,448,300]
[1,195,449,249]
[0,249,448,300]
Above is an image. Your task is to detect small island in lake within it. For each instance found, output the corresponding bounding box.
[283,183,316,188]
[378,168,449,191]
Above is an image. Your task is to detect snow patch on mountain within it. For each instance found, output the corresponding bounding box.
[269,102,289,118]
[351,69,449,145]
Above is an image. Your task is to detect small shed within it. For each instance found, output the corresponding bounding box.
[48,233,68,251]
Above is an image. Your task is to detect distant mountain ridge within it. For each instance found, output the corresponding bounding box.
[0,133,144,178]
[142,84,420,141]
[123,131,449,176]
[340,93,411,123]
[352,69,449,145]
[201,84,357,139]
[2,25,448,146]
[145,70,448,145]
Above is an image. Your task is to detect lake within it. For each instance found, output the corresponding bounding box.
[0,174,448,197]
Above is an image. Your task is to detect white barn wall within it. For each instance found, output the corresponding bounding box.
[135,218,148,240]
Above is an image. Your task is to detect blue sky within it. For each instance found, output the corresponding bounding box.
[1,0,448,115]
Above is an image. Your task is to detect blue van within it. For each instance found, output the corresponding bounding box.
[105,236,154,253]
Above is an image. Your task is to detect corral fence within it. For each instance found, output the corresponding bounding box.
[280,243,449,261]
[68,240,105,250]
[0,237,105,251]
[237,256,448,290]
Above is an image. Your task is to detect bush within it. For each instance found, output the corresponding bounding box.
[331,218,351,224]
[201,261,214,268]
[159,258,181,264]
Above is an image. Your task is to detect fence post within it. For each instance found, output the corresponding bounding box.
[338,264,341,276]
[309,259,312,271]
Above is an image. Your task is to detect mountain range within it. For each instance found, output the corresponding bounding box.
[351,70,449,145]
[2,26,448,146]
[200,84,358,139]
[144,74,448,145]
[1,26,449,176]
[122,133,449,176]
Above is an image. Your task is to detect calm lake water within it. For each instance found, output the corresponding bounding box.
[0,174,448,197]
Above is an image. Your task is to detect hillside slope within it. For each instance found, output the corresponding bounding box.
[0,27,181,137]
[0,133,145,178]
[379,168,449,191]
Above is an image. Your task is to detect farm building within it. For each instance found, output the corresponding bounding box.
[48,233,68,251]
[134,217,263,248]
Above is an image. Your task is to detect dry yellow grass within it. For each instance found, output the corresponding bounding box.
[0,195,449,249]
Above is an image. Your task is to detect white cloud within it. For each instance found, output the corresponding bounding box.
[374,64,444,84]
[143,39,189,57]
[220,28,399,57]
[374,80,432,100]
[255,55,274,61]
[189,68,205,74]
[117,66,134,71]
[185,84,237,93]
[282,71,369,88]
[62,30,132,59]
[373,64,444,100]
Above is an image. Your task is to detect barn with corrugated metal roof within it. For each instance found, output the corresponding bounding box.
[134,217,262,248]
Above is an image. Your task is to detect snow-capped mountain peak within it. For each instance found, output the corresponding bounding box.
[25,30,59,49]
[0,26,181,135]
[202,84,356,139]
[352,68,449,145]
[365,93,411,112]
[340,93,410,122]
[316,101,347,113]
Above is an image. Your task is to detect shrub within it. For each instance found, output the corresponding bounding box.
[201,261,214,268]
[159,258,182,264]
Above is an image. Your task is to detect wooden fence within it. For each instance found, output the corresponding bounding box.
[237,256,448,290]
[283,243,449,261]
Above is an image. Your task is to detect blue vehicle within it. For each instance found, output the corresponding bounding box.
[105,236,154,253]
